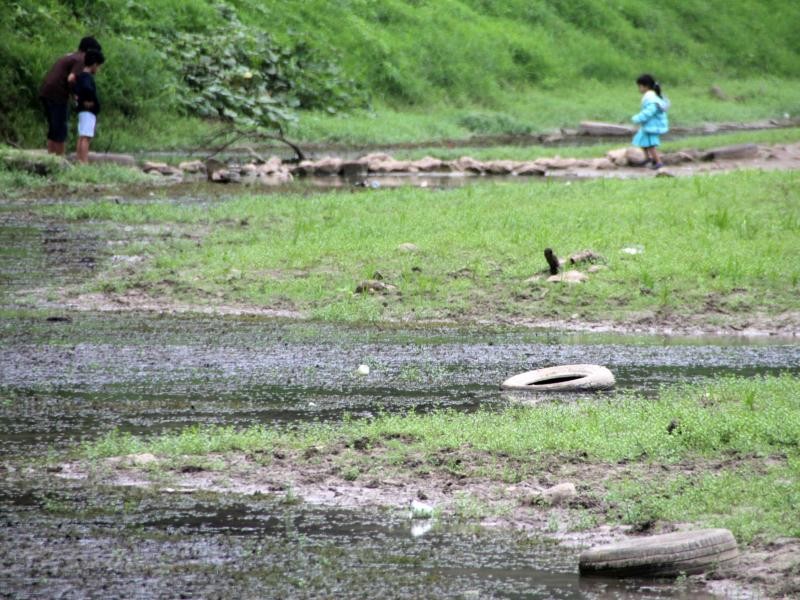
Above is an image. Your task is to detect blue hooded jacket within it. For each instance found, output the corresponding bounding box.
[632,90,669,134]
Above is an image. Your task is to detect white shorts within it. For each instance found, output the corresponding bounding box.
[78,112,96,138]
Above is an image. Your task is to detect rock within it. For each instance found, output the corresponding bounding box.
[701,144,759,161]
[397,243,419,253]
[141,161,169,173]
[538,157,577,170]
[547,270,587,284]
[592,158,616,170]
[356,364,370,376]
[625,147,647,165]
[369,158,417,173]
[340,160,368,178]
[579,121,635,136]
[569,250,604,265]
[452,156,485,174]
[205,158,226,180]
[178,160,206,174]
[355,280,397,294]
[606,148,629,167]
[411,156,445,172]
[311,156,344,176]
[482,160,517,175]
[123,453,157,467]
[587,265,607,273]
[256,170,293,185]
[514,162,547,176]
[655,170,675,178]
[710,85,728,100]
[661,151,698,165]
[209,168,240,183]
[541,482,577,505]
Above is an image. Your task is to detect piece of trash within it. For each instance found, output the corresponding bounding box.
[411,521,433,538]
[308,402,317,407]
[369,180,381,189]
[621,245,644,255]
[356,364,370,376]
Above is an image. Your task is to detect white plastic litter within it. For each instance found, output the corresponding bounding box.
[356,364,370,376]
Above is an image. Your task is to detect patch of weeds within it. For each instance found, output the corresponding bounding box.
[341,466,360,481]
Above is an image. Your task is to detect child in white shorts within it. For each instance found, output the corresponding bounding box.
[73,49,104,163]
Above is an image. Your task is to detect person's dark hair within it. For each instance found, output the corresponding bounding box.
[84,49,105,68]
[636,74,662,98]
[78,36,101,53]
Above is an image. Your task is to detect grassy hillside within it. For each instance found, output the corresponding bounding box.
[2,0,799,149]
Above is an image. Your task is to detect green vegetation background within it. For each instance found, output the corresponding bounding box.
[2,0,800,148]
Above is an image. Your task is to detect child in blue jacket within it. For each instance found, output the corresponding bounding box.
[632,74,669,169]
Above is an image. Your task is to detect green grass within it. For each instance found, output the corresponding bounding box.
[40,169,800,325]
[0,145,152,196]
[84,375,800,542]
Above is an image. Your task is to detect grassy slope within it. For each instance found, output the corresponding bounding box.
[41,169,800,325]
[2,0,799,149]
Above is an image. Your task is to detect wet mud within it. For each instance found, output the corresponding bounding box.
[2,185,798,598]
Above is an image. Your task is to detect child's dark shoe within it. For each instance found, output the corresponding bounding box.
[649,162,664,170]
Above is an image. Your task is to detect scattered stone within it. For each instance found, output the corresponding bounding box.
[451,156,485,174]
[355,279,397,294]
[514,162,547,176]
[592,158,616,170]
[482,160,517,175]
[123,453,157,467]
[587,265,607,273]
[178,160,206,174]
[579,121,635,136]
[397,242,419,253]
[655,170,675,178]
[606,148,629,167]
[411,156,445,172]
[538,156,577,170]
[710,85,728,100]
[141,161,169,173]
[340,160,368,178]
[625,147,647,165]
[547,270,587,284]
[357,364,370,376]
[541,482,577,505]
[569,250,604,265]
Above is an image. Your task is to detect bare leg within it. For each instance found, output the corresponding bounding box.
[650,147,662,165]
[76,137,90,163]
[47,140,66,155]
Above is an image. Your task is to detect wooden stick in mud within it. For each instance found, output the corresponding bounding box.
[544,248,560,275]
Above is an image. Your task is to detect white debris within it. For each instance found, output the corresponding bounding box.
[356,364,370,376]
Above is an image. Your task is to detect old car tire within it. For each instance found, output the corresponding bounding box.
[579,528,739,577]
[500,364,615,392]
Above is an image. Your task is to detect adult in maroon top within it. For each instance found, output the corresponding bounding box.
[39,36,101,155]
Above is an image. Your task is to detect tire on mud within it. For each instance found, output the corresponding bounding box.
[500,364,615,392]
[579,529,739,577]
